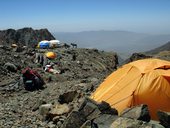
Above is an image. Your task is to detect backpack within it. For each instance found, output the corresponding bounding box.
[22,67,44,90]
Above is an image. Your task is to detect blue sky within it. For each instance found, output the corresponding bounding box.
[0,0,170,34]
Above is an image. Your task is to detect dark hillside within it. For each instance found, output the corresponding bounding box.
[0,28,55,47]
[145,41,170,55]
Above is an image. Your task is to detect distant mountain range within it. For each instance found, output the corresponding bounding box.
[145,41,170,55]
[53,30,170,54]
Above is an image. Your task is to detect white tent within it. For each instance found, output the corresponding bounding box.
[49,40,60,44]
[49,40,60,48]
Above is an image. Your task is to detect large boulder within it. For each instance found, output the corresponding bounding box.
[61,98,118,128]
[61,111,86,128]
[78,98,118,120]
[97,101,118,115]
[123,53,151,64]
[157,110,170,128]
[111,117,152,128]
[93,114,118,128]
[39,103,71,122]
[120,104,151,122]
[58,90,79,104]
[149,120,165,128]
[79,101,101,120]
[49,103,71,119]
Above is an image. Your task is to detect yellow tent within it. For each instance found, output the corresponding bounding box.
[91,58,170,120]
[45,52,56,59]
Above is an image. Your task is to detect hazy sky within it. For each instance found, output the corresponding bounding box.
[0,0,170,34]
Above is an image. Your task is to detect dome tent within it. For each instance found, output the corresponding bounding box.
[45,52,56,59]
[91,58,170,120]
[38,40,50,48]
[49,40,60,48]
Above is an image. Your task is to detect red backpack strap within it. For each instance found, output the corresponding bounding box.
[32,70,41,78]
[22,67,31,74]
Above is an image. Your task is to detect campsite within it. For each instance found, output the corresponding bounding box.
[0,41,118,127]
[0,0,170,127]
[0,28,170,128]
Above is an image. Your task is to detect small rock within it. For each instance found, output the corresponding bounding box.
[48,121,56,128]
[39,104,53,120]
[14,54,20,58]
[32,98,47,111]
[49,103,70,119]
[52,116,60,124]
[4,62,17,72]
[80,120,92,128]
[58,90,79,104]
[149,120,165,128]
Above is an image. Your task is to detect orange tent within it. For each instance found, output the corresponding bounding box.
[91,58,170,120]
[45,52,56,59]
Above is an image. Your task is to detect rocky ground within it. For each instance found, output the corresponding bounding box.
[0,45,169,128]
[1,27,170,127]
[0,46,118,128]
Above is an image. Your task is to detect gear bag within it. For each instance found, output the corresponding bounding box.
[22,67,44,90]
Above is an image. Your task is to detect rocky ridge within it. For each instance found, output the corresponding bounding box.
[0,28,55,47]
